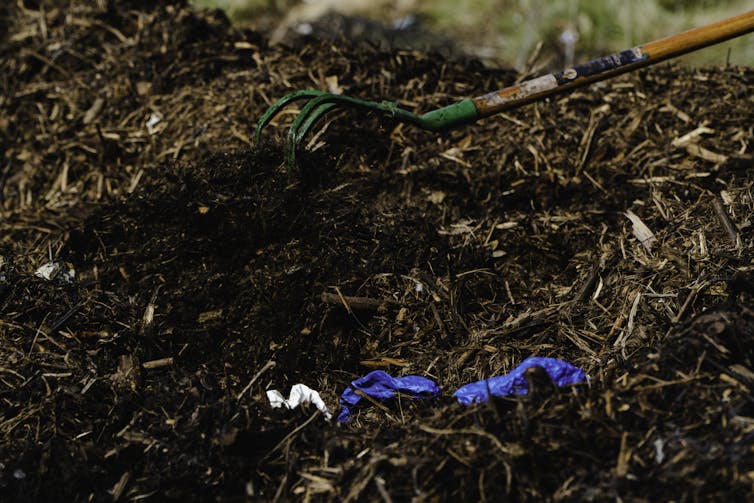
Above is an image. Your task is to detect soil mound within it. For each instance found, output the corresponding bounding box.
[2,2,753,501]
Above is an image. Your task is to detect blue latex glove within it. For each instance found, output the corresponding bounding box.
[454,356,587,405]
[338,370,441,423]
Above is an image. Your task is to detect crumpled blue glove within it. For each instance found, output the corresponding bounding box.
[338,370,441,423]
[454,356,587,405]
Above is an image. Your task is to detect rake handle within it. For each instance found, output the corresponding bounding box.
[475,9,754,117]
[418,10,754,130]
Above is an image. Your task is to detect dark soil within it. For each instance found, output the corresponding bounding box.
[2,1,754,502]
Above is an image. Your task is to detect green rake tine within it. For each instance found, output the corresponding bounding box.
[254,90,330,143]
[284,94,410,170]
[285,99,340,169]
[285,102,338,170]
[294,103,339,147]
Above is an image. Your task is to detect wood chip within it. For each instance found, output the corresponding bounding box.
[624,210,656,252]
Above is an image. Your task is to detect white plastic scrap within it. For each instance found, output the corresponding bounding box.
[266,384,332,420]
[35,261,76,283]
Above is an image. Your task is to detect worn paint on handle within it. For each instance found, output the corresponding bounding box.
[475,74,559,109]
[472,46,647,117]
[554,47,646,84]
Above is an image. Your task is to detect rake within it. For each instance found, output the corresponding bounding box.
[256,10,754,170]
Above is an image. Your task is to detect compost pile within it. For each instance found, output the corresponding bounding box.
[2,1,754,501]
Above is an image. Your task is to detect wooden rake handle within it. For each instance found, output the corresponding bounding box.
[471,9,754,118]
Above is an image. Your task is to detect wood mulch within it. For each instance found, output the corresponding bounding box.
[2,1,753,501]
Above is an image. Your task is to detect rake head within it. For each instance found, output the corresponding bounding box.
[255,90,479,170]
[256,10,754,171]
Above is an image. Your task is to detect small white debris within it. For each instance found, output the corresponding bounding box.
[145,112,163,135]
[654,438,665,464]
[267,384,332,420]
[625,210,656,252]
[559,26,579,47]
[294,22,313,35]
[35,261,76,283]
[391,14,416,31]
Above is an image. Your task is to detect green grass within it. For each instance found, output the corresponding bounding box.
[191,0,754,67]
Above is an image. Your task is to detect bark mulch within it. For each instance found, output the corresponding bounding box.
[2,1,754,501]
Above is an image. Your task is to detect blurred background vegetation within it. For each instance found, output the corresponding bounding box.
[192,0,754,69]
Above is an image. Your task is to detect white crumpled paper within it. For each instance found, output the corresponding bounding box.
[266,384,332,420]
[35,261,76,283]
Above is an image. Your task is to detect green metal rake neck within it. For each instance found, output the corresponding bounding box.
[256,9,754,170]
